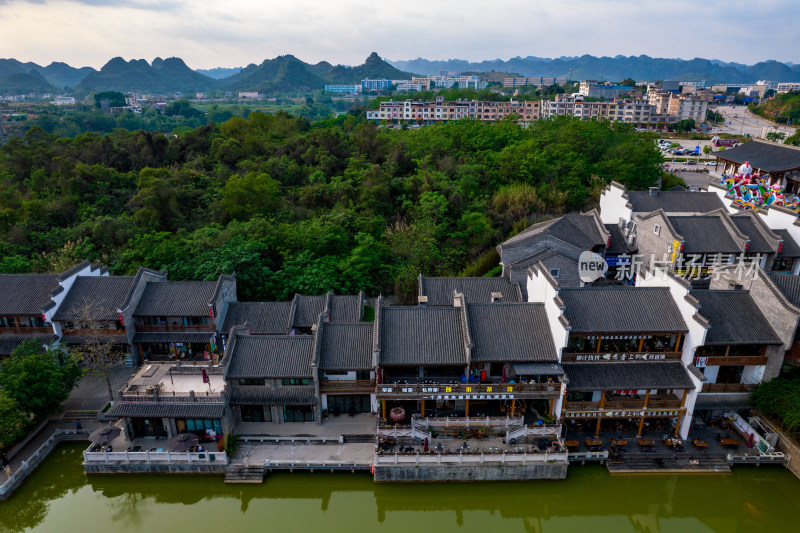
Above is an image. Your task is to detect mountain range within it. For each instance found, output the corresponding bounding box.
[388,55,800,83]
[0,52,410,95]
[2,53,800,96]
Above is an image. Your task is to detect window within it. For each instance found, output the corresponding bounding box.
[654,224,661,236]
[239,378,265,386]
[284,405,314,422]
[550,268,560,278]
[240,406,266,423]
[282,378,310,386]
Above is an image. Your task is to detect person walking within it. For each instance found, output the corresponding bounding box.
[1,452,8,469]
[75,419,82,431]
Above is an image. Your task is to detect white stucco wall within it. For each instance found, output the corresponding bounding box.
[43,263,106,330]
[599,183,631,225]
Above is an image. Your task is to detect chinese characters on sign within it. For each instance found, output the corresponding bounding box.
[563,409,683,419]
[573,353,668,362]
[611,253,760,281]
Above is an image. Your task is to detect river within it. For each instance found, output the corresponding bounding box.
[2,443,800,532]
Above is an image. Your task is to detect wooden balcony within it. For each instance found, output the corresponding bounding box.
[136,324,215,333]
[376,381,560,399]
[561,352,682,362]
[320,379,375,394]
[700,383,757,393]
[0,326,54,335]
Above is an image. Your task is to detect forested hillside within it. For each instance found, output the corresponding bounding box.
[0,115,662,300]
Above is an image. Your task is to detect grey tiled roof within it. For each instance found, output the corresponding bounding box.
[292,295,326,328]
[605,224,635,255]
[419,276,522,306]
[729,215,776,254]
[0,274,60,315]
[563,361,695,391]
[715,140,800,173]
[467,303,558,362]
[229,387,316,405]
[132,332,214,343]
[512,363,565,375]
[53,276,135,321]
[558,287,687,333]
[502,213,607,250]
[224,334,313,379]
[694,393,751,410]
[667,215,744,254]
[0,334,58,355]
[378,306,468,367]
[222,302,292,335]
[767,272,800,307]
[319,322,373,371]
[774,230,800,258]
[691,290,782,345]
[328,293,363,322]
[134,281,217,317]
[107,402,225,419]
[626,191,725,214]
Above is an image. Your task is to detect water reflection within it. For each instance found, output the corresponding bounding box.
[2,444,800,533]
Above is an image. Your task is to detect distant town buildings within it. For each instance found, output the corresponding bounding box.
[238,92,260,99]
[361,79,393,92]
[52,95,76,105]
[777,82,800,94]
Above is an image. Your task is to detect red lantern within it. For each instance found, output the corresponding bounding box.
[118,313,124,326]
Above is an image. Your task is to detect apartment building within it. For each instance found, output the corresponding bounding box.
[366,98,540,124]
[324,84,361,95]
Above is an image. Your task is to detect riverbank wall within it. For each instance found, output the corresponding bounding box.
[84,463,226,475]
[775,429,800,479]
[374,462,568,482]
[0,427,88,501]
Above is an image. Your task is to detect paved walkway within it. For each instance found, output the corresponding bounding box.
[1,362,133,487]
[237,443,374,467]
[237,413,377,437]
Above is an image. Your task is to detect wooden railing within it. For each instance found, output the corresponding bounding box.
[564,396,682,411]
[319,379,375,393]
[561,351,682,362]
[136,324,215,333]
[700,383,757,393]
[0,326,54,335]
[376,381,560,397]
[698,356,769,367]
[62,329,126,336]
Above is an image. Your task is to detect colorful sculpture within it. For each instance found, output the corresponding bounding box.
[722,160,798,212]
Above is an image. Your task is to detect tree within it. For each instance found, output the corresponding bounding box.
[672,119,696,133]
[620,77,636,87]
[69,300,126,401]
[220,172,281,221]
[0,390,29,452]
[93,91,125,108]
[703,145,712,156]
[766,131,787,142]
[0,341,81,418]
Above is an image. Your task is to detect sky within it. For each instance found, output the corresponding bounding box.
[0,0,798,69]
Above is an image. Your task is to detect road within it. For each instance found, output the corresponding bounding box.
[712,105,795,139]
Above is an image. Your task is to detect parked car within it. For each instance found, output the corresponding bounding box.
[686,160,697,165]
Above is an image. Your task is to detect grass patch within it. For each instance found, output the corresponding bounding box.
[362,305,375,322]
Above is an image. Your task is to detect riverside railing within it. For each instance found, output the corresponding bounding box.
[82,448,227,464]
[373,450,568,465]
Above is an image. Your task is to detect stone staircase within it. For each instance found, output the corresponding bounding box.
[224,463,266,484]
[607,452,731,474]
[62,410,98,421]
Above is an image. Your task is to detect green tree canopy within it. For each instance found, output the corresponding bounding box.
[0,341,82,419]
[93,91,126,108]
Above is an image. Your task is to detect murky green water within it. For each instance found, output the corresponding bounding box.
[2,443,800,532]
